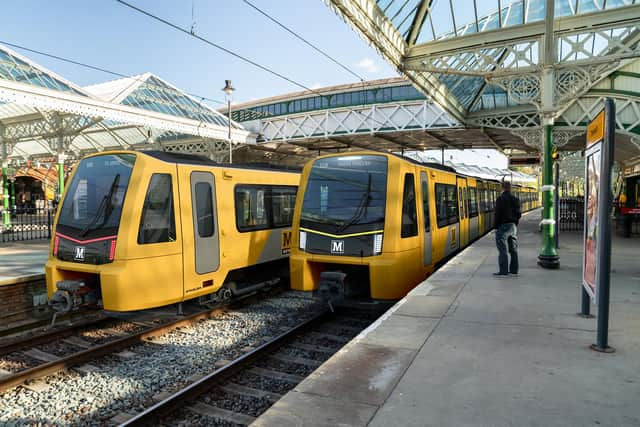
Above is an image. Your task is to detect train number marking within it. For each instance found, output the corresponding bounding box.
[331,240,344,254]
[281,231,292,255]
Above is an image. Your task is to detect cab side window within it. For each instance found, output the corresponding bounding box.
[138,174,176,244]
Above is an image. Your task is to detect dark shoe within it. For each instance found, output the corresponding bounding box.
[510,272,518,276]
[493,272,509,277]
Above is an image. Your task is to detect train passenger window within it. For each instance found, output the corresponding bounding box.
[138,174,176,244]
[436,184,448,228]
[194,182,214,238]
[420,173,430,233]
[463,188,468,218]
[401,174,418,238]
[435,183,459,228]
[235,186,269,231]
[448,185,459,224]
[272,186,297,227]
[468,188,478,217]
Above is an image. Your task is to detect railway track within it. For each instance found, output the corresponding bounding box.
[0,291,329,426]
[0,309,225,393]
[120,308,380,426]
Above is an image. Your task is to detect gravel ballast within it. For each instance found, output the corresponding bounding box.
[0,292,323,426]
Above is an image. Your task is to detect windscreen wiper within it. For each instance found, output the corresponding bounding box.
[337,173,372,233]
[79,174,120,237]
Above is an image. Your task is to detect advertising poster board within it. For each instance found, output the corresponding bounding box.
[583,110,604,303]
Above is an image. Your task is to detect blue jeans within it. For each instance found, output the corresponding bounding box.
[496,223,518,274]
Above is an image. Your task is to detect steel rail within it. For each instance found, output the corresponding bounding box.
[0,307,227,393]
[0,309,95,340]
[120,309,332,426]
[0,316,108,356]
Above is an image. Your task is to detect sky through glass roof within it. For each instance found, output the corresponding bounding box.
[377,0,639,115]
[376,0,638,44]
[0,45,88,97]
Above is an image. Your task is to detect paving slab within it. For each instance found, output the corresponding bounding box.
[358,313,437,351]
[393,294,455,318]
[0,240,48,285]
[295,343,416,406]
[252,390,377,427]
[369,320,640,427]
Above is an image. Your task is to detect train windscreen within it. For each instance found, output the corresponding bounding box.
[301,155,387,235]
[57,154,136,240]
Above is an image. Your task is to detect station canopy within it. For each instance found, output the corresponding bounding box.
[325,0,640,158]
[0,44,252,164]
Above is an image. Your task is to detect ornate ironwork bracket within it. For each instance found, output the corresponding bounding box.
[554,62,621,104]
[510,127,543,150]
[510,128,582,151]
[489,73,542,108]
[553,129,584,148]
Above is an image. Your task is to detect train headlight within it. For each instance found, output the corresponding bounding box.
[373,233,383,255]
[299,231,307,250]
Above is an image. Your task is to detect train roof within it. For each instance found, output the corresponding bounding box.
[143,150,301,172]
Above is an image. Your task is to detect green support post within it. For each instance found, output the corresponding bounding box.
[538,124,559,268]
[2,165,10,228]
[9,177,15,208]
[57,162,64,199]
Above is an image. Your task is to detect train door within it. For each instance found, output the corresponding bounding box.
[457,177,469,247]
[420,172,432,267]
[190,171,220,275]
[468,185,479,241]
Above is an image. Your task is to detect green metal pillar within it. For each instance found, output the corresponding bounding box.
[57,161,64,199]
[2,164,9,228]
[9,177,15,208]
[538,124,559,268]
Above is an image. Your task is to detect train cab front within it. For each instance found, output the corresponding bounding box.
[291,154,389,307]
[46,153,136,314]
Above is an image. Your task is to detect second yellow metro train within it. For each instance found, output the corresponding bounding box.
[289,151,539,302]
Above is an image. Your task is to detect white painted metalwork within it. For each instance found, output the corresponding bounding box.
[244,100,460,143]
[323,0,467,121]
[0,78,252,143]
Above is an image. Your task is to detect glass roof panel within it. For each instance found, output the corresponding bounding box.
[0,46,87,96]
[407,0,635,44]
[377,0,422,38]
[120,75,238,129]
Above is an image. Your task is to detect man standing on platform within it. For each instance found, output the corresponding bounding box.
[494,181,521,277]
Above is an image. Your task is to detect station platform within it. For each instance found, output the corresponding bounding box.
[0,241,49,327]
[0,240,48,286]
[254,210,640,427]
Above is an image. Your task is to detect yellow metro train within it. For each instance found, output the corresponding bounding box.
[289,152,538,302]
[46,151,299,313]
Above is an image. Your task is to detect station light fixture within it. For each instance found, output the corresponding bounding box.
[222,79,235,163]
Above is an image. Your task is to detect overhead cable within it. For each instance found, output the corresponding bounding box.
[241,0,365,82]
[0,39,227,106]
[116,0,320,94]
[115,0,394,130]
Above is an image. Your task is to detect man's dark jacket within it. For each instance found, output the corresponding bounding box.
[494,191,521,226]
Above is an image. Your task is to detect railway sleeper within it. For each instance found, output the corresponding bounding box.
[188,402,257,426]
[219,382,282,403]
[288,342,335,355]
[249,367,304,384]
[268,353,322,369]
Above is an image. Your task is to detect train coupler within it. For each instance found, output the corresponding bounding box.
[315,271,346,312]
[49,280,98,315]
